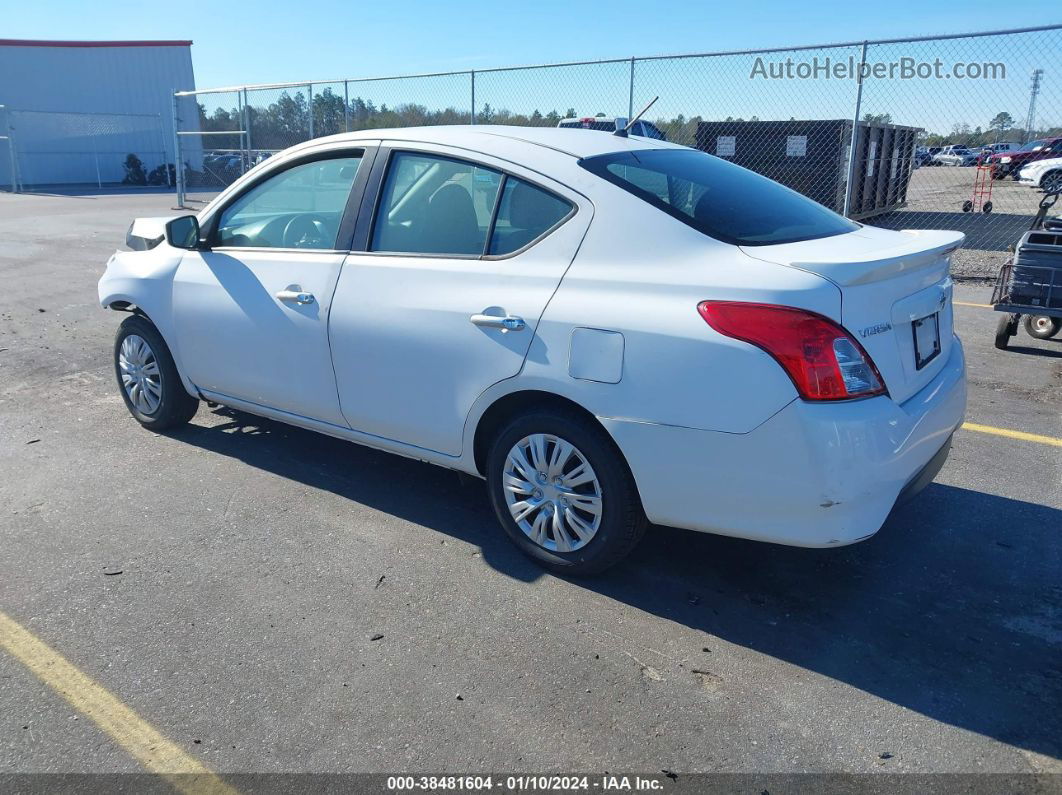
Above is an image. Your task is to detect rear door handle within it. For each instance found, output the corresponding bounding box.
[470,313,525,331]
[276,289,315,305]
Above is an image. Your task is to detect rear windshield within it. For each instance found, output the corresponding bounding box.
[578,148,859,246]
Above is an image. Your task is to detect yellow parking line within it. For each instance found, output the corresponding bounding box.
[953,301,992,308]
[0,610,235,794]
[962,422,1062,447]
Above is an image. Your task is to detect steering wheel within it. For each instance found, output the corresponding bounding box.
[282,214,330,248]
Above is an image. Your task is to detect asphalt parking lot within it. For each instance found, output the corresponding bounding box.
[0,191,1059,779]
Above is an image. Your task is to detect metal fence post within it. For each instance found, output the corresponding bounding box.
[470,70,476,124]
[842,41,869,218]
[343,80,350,132]
[628,57,635,119]
[171,91,185,208]
[307,83,314,138]
[242,87,251,171]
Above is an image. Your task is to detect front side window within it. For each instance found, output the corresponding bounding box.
[579,148,858,246]
[215,154,362,249]
[371,152,573,257]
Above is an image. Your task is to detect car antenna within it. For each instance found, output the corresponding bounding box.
[615,96,659,137]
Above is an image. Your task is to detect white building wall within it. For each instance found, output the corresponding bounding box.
[0,40,198,187]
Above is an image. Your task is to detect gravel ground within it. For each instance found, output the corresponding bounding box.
[873,166,1053,279]
[0,191,1059,781]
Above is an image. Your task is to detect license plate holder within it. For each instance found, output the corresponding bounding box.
[912,312,941,370]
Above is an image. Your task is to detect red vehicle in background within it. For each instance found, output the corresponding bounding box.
[988,137,1062,179]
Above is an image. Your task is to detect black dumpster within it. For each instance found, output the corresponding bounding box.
[694,119,921,220]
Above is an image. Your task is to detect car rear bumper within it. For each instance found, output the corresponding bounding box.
[602,337,966,547]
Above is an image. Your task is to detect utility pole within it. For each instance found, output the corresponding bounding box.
[1025,68,1043,143]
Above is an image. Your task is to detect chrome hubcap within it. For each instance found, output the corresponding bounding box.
[118,334,162,415]
[503,433,603,553]
[1033,316,1053,332]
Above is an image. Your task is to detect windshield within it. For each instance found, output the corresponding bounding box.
[1018,139,1047,152]
[579,148,858,246]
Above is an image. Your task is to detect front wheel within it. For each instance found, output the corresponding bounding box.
[486,409,647,576]
[1024,315,1062,339]
[994,313,1019,350]
[114,315,199,430]
[1041,172,1062,194]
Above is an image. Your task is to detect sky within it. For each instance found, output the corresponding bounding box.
[4,0,1056,88]
[4,1,1060,136]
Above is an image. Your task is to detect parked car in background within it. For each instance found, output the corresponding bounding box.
[989,137,1062,179]
[933,146,975,166]
[978,141,1019,163]
[558,116,667,140]
[914,147,934,168]
[99,126,966,575]
[1018,156,1062,193]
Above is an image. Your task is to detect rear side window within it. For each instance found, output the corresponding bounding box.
[372,152,501,255]
[579,148,858,246]
[488,178,573,255]
[371,151,572,257]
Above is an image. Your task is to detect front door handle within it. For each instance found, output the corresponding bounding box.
[470,313,525,331]
[276,289,315,305]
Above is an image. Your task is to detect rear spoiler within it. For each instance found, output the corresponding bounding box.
[744,230,965,287]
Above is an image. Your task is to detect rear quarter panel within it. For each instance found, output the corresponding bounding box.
[512,187,845,434]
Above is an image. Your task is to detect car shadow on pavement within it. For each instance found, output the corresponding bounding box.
[171,406,1062,762]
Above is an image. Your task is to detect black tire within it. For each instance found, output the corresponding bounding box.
[1042,172,1062,194]
[1024,315,1062,340]
[113,314,198,430]
[486,409,647,576]
[983,201,993,214]
[994,313,1018,350]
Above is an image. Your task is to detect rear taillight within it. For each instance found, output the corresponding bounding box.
[697,301,886,401]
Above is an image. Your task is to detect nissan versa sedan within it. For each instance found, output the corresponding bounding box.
[98,126,966,575]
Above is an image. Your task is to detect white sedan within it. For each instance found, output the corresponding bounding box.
[98,126,966,575]
[1018,156,1062,193]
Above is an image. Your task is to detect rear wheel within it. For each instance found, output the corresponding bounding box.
[486,409,646,576]
[994,313,1019,350]
[1024,314,1062,339]
[114,315,198,430]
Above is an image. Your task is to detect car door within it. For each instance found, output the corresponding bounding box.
[172,145,376,426]
[329,144,590,456]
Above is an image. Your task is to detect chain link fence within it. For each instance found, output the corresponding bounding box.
[0,105,19,192]
[174,24,1062,277]
[1,109,170,191]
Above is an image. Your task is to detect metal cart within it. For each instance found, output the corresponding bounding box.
[992,191,1062,349]
[962,164,994,214]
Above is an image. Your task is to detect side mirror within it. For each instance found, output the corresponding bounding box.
[165,215,201,250]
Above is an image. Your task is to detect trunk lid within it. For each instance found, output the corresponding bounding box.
[742,226,964,404]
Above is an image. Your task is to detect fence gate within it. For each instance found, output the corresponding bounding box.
[3,110,169,191]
